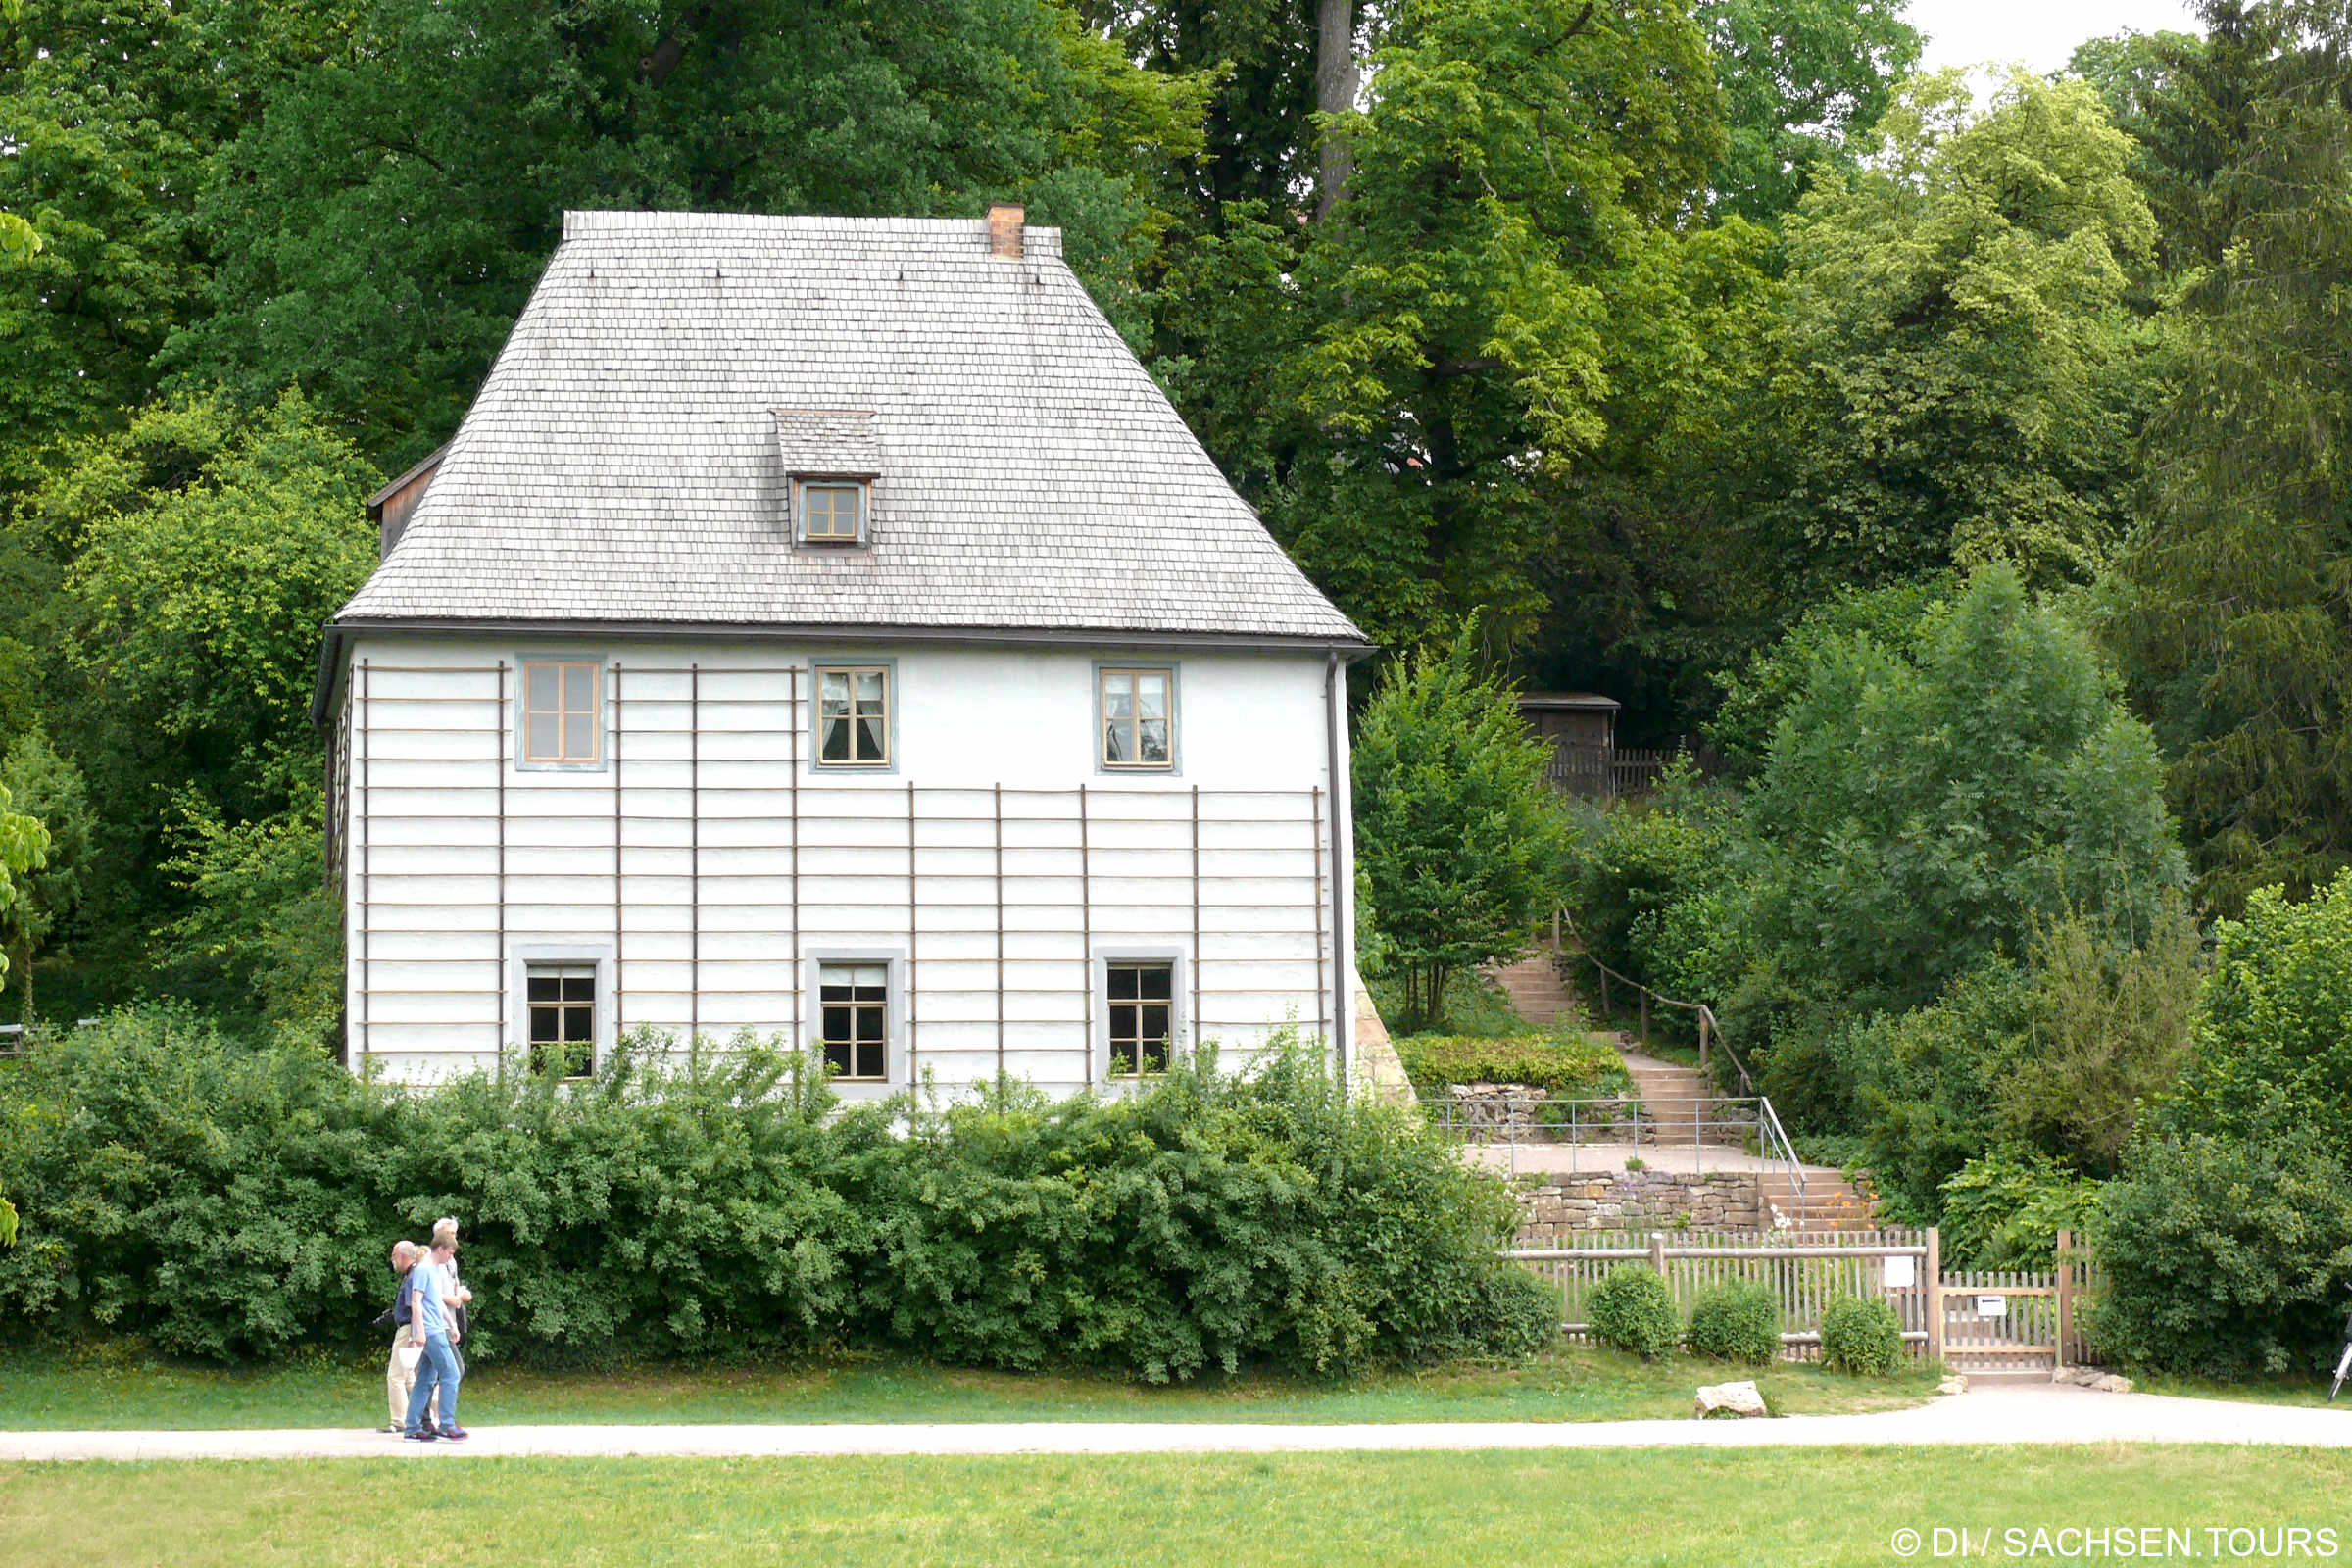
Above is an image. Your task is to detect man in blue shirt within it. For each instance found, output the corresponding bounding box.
[402,1237,467,1441]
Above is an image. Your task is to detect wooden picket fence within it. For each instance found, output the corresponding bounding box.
[1504,1227,2107,1367]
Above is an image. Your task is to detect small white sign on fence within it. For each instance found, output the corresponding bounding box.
[1884,1255,1915,1288]
[1976,1295,2008,1317]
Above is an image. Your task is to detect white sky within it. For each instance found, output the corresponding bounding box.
[1908,0,2205,76]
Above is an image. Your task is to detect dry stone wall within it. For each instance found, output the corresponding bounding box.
[1514,1169,1765,1241]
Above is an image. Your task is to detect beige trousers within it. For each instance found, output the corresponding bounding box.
[385,1324,438,1426]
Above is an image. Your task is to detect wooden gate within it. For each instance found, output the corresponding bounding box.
[1930,1229,2103,1371]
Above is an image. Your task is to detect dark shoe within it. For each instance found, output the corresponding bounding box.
[404,1429,437,1443]
[441,1426,470,1442]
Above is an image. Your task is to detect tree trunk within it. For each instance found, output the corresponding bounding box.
[1314,0,1359,223]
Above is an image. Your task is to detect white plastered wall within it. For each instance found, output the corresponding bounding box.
[338,636,1356,1097]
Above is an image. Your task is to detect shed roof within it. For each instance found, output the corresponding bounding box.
[332,210,1366,649]
[1518,692,1623,712]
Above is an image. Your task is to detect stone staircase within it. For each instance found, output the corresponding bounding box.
[1757,1167,1881,1231]
[1616,1045,1742,1149]
[1488,948,1577,1026]
[1485,940,1883,1230]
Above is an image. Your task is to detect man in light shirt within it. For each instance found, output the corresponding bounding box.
[401,1236,467,1442]
[429,1216,475,1374]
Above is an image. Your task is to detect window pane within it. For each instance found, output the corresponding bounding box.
[1104,720,1129,763]
[1141,1004,1170,1041]
[1141,1035,1170,1073]
[855,1006,884,1043]
[823,1004,851,1038]
[563,1007,593,1043]
[856,716,885,760]
[820,672,849,714]
[1135,675,1166,720]
[1109,1002,1136,1039]
[527,977,559,1002]
[1139,719,1169,763]
[1140,966,1172,1001]
[850,963,886,988]
[821,716,850,760]
[855,670,885,706]
[1103,680,1133,720]
[564,663,595,712]
[529,1005,557,1040]
[823,1039,852,1075]
[855,1040,884,1080]
[564,712,594,760]
[1108,966,1139,1001]
[562,977,595,1002]
[528,712,558,760]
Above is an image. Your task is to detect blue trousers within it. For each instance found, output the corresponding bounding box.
[403,1331,461,1434]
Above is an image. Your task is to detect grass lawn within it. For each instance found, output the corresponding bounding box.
[2135,1370,2348,1409]
[0,1345,1939,1430]
[1,1448,2337,1566]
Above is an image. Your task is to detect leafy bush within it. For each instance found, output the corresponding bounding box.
[1936,1151,2100,1270]
[1585,1264,1681,1359]
[2091,1131,2352,1379]
[1688,1280,1781,1364]
[1558,763,1737,992]
[1394,1031,1631,1097]
[1819,1295,1904,1376]
[0,1008,1560,1379]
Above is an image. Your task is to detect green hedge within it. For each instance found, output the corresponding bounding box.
[0,1008,1561,1380]
[1394,1031,1631,1097]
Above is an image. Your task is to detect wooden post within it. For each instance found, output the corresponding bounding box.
[1926,1227,1945,1365]
[1599,967,1611,1020]
[1649,1232,1668,1277]
[2055,1228,2074,1370]
[1697,1009,1710,1072]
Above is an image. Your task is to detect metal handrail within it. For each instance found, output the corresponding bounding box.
[1419,1088,1808,1217]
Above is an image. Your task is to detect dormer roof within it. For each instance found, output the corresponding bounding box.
[330,210,1367,650]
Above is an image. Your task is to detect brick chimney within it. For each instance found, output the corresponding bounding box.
[988,203,1024,260]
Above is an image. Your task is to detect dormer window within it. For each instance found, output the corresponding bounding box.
[797,478,867,545]
[773,407,882,548]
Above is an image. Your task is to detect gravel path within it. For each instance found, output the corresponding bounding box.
[3,1386,2346,1461]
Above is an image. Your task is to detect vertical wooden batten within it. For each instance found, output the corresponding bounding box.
[612,662,624,1045]
[690,662,700,1049]
[495,661,508,1071]
[359,659,371,1069]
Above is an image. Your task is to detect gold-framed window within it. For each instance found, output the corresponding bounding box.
[1100,667,1173,768]
[521,660,602,764]
[815,665,890,765]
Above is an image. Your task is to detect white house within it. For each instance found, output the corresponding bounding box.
[314,207,1373,1096]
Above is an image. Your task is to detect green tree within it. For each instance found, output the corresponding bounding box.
[1759,71,2159,597]
[171,0,1209,464]
[0,0,341,488]
[20,390,375,979]
[2103,2,2352,913]
[0,729,90,1024]
[1698,0,1920,220]
[1353,624,1563,1030]
[1746,565,2186,1016]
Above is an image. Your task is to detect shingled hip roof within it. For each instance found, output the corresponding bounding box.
[333,210,1367,649]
